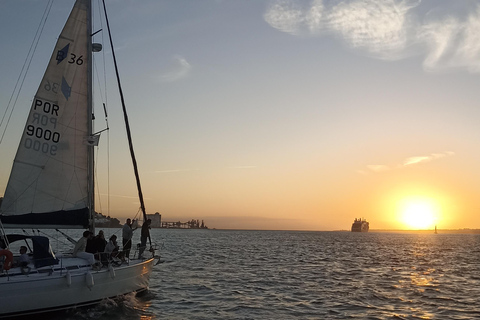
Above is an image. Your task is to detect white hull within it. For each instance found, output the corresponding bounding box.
[0,258,154,318]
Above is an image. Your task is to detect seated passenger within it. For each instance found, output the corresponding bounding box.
[88,230,107,261]
[105,235,125,263]
[18,246,31,275]
[73,231,96,266]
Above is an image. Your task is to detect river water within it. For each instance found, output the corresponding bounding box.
[41,229,480,319]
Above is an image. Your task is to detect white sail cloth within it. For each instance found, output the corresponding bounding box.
[1,0,91,228]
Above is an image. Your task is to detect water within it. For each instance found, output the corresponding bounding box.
[45,229,480,319]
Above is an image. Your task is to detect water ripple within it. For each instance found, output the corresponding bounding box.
[52,230,480,319]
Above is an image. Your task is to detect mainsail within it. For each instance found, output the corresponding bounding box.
[1,0,92,228]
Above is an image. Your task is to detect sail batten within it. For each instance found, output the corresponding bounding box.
[0,0,91,228]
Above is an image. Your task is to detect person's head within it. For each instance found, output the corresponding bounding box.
[98,230,104,238]
[20,246,27,254]
[109,235,117,242]
[83,230,91,238]
[127,218,131,224]
[147,219,152,225]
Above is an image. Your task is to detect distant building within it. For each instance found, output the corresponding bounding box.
[161,219,208,229]
[94,212,121,228]
[146,212,161,228]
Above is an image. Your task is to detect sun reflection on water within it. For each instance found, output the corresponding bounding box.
[411,268,438,289]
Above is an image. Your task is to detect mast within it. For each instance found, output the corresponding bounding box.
[101,0,151,246]
[86,0,95,234]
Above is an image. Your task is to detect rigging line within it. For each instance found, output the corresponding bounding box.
[91,44,110,217]
[54,229,77,245]
[93,61,106,106]
[0,220,10,248]
[41,229,70,249]
[94,145,103,216]
[102,102,111,217]
[0,0,54,144]
[95,0,108,105]
[96,0,108,108]
[92,60,106,218]
[107,127,110,217]
[134,207,142,222]
[101,0,151,247]
[96,0,110,217]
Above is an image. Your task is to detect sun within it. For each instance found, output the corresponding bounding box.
[399,197,438,229]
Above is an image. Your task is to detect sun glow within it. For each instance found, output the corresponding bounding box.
[399,197,438,230]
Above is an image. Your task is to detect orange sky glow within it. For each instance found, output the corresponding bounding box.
[1,0,480,231]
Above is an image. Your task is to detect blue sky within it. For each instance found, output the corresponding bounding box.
[1,0,480,230]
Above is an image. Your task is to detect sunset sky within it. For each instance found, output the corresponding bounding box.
[1,0,480,231]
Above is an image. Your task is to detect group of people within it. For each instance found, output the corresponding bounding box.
[72,218,152,268]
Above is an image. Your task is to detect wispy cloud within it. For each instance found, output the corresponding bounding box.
[366,165,391,172]
[403,156,430,166]
[264,0,325,35]
[154,167,257,174]
[264,0,480,72]
[327,0,415,59]
[420,7,480,72]
[159,55,191,82]
[155,169,197,174]
[403,151,455,166]
[360,151,454,174]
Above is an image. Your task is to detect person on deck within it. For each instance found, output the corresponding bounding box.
[105,235,124,262]
[87,230,107,255]
[85,233,95,254]
[18,246,31,274]
[122,218,136,260]
[90,230,108,263]
[138,219,151,259]
[73,231,95,265]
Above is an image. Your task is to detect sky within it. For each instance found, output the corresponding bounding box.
[1,0,480,231]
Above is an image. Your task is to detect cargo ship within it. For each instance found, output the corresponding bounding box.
[351,218,369,232]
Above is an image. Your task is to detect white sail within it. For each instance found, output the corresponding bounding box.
[0,0,91,228]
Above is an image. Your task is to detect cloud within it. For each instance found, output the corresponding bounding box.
[263,0,325,35]
[155,169,197,173]
[403,156,430,166]
[420,7,480,72]
[326,0,416,59]
[159,55,191,82]
[403,152,454,166]
[360,151,454,174]
[264,0,480,72]
[366,165,391,172]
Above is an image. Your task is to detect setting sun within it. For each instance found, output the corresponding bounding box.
[398,197,439,230]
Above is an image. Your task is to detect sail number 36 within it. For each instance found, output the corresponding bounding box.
[68,54,83,65]
[25,125,60,155]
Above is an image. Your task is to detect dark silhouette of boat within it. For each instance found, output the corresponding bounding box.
[351,218,369,232]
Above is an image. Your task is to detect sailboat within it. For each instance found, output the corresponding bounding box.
[0,0,156,317]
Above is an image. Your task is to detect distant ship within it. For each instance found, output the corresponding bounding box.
[351,218,369,232]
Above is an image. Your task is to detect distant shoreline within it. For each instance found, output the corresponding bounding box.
[369,229,480,234]
[160,228,480,234]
